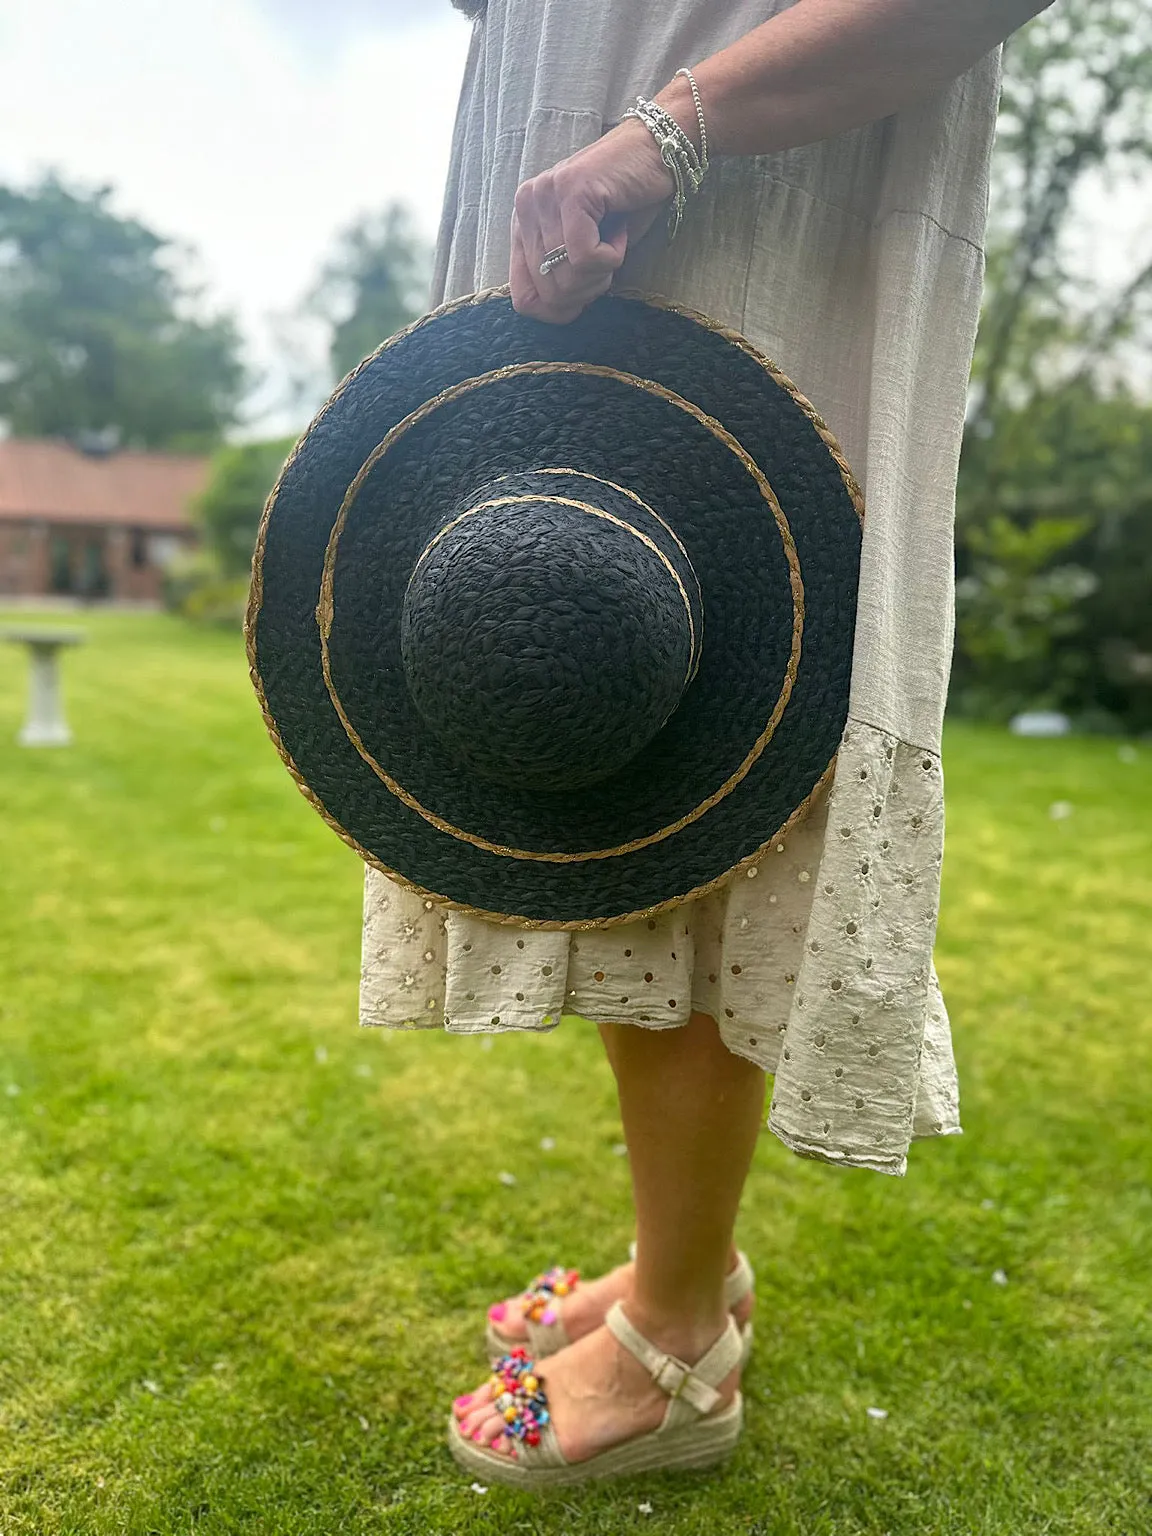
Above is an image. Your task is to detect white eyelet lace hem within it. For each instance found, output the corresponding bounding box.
[359,717,961,1177]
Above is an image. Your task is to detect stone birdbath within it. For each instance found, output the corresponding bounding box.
[3,627,86,747]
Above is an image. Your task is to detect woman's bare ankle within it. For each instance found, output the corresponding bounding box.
[623,1297,730,1363]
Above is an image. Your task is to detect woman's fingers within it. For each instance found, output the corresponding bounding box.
[508,120,676,319]
[510,212,586,323]
[521,175,569,280]
[509,216,544,315]
[511,170,622,323]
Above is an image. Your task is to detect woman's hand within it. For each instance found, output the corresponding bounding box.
[509,118,676,324]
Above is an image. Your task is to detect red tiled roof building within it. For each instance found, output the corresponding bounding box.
[0,438,209,602]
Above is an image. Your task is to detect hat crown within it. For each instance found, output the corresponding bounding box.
[400,471,702,792]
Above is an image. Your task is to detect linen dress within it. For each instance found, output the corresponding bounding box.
[360,0,1003,1176]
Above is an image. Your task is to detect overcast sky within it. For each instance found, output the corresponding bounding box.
[0,0,472,432]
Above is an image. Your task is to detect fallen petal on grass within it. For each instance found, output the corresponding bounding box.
[992,1269,1009,1285]
[866,1406,889,1420]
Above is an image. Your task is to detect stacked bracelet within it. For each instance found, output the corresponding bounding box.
[622,67,710,243]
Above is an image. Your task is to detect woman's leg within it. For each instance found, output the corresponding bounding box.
[456,1010,765,1461]
[485,1013,757,1343]
[601,1010,765,1351]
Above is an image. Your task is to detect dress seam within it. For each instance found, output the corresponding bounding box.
[494,106,604,144]
[874,205,985,256]
[746,167,985,253]
[846,711,941,760]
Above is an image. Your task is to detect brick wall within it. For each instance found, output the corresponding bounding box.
[0,520,49,597]
[0,519,197,601]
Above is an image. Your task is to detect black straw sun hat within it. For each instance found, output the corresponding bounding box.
[246,288,863,930]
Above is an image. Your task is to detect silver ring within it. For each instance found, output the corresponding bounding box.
[539,245,569,277]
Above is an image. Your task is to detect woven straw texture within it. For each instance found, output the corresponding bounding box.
[399,470,704,793]
[248,290,862,927]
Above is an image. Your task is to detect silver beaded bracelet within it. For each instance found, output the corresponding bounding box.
[674,67,709,174]
[622,66,710,243]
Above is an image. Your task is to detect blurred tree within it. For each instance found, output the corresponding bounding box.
[955,381,1152,725]
[193,437,295,578]
[309,203,431,383]
[1055,390,1152,730]
[968,0,1152,440]
[954,512,1098,720]
[0,174,244,449]
[954,0,1152,724]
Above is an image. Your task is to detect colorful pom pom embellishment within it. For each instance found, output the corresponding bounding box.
[519,1265,580,1323]
[486,1351,551,1446]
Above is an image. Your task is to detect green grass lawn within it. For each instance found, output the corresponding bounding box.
[0,608,1149,1536]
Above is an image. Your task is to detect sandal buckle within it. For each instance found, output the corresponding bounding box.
[652,1356,691,1399]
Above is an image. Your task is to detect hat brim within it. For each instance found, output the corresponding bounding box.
[247,289,862,929]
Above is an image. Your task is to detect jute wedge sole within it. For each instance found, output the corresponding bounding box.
[449,1396,743,1487]
[484,1248,756,1366]
[452,1302,744,1489]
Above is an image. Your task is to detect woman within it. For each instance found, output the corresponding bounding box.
[358,0,1052,1483]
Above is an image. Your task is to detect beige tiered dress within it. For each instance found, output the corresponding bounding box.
[360,0,1004,1176]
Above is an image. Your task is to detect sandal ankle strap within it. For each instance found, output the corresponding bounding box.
[724,1250,755,1310]
[605,1301,742,1418]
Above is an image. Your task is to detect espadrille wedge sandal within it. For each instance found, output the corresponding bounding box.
[484,1250,755,1366]
[451,1301,744,1488]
